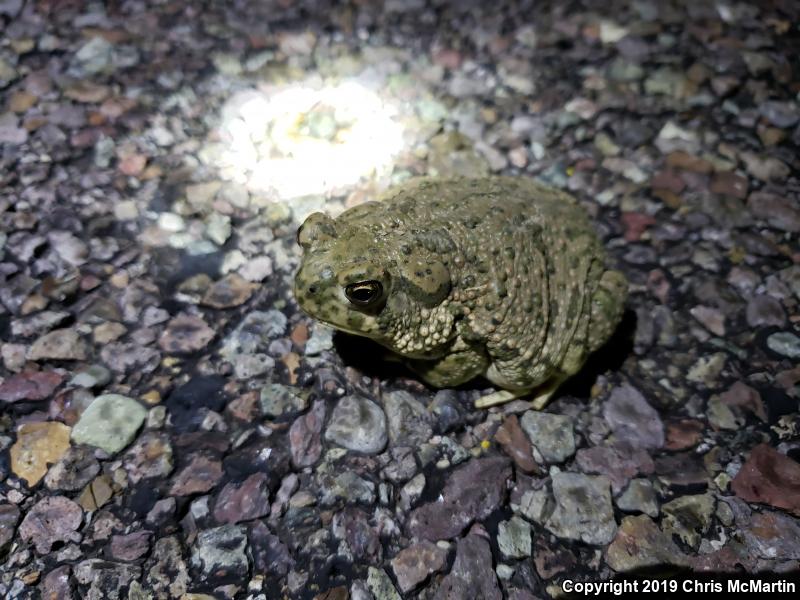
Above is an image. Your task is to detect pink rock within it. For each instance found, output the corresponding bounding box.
[289,400,326,468]
[620,212,656,242]
[213,473,271,524]
[391,540,448,593]
[0,371,63,402]
[169,454,223,496]
[731,444,800,516]
[118,153,147,176]
[110,530,152,561]
[19,496,83,554]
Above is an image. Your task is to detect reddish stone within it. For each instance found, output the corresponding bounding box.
[647,269,671,304]
[666,151,714,174]
[169,454,223,496]
[0,371,63,403]
[432,48,463,70]
[665,418,705,451]
[227,391,260,421]
[19,496,83,554]
[110,530,151,561]
[651,169,686,194]
[710,172,748,199]
[731,444,800,516]
[494,414,539,475]
[118,153,147,176]
[391,540,449,593]
[533,538,576,579]
[289,400,325,468]
[575,443,654,494]
[290,323,309,349]
[775,366,800,392]
[719,382,767,422]
[690,541,757,572]
[213,473,271,524]
[620,212,656,242]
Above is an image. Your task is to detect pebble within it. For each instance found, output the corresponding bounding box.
[661,493,715,547]
[213,473,271,524]
[158,313,215,353]
[497,515,532,559]
[19,496,83,553]
[575,444,654,494]
[191,525,249,582]
[766,332,800,359]
[320,470,376,505]
[367,567,402,600]
[740,510,800,560]
[110,531,152,561]
[731,444,800,515]
[220,310,287,358]
[390,541,448,593]
[616,478,659,517]
[519,411,576,463]
[0,370,63,402]
[28,328,88,361]
[332,507,382,563]
[494,414,539,474]
[603,384,664,449]
[70,364,112,389]
[239,256,273,282]
[747,191,800,233]
[10,421,71,486]
[408,457,511,541]
[289,400,326,468]
[71,394,147,455]
[760,100,799,128]
[384,390,433,447]
[72,36,113,74]
[545,472,617,545]
[606,515,688,571]
[435,533,502,600]
[44,445,100,491]
[201,274,257,309]
[260,383,308,418]
[325,394,388,454]
[124,432,174,483]
[304,324,334,356]
[0,505,20,552]
[169,454,223,496]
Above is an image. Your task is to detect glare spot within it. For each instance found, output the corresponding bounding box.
[214,80,405,200]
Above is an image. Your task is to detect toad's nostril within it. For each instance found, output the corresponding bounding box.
[308,285,317,294]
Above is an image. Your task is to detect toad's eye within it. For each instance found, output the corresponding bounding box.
[344,280,383,307]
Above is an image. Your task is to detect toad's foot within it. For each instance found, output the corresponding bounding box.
[475,376,566,409]
[474,389,525,409]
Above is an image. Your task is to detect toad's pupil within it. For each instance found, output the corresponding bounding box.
[308,285,317,294]
[351,288,373,302]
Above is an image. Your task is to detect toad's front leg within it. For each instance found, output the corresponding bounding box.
[402,341,489,389]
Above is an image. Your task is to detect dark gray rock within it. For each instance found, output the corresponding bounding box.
[603,384,664,450]
[325,395,388,454]
[191,524,249,583]
[434,533,502,600]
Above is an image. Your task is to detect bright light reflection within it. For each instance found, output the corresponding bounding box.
[216,81,405,199]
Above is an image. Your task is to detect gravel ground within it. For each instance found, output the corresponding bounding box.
[1,0,799,598]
